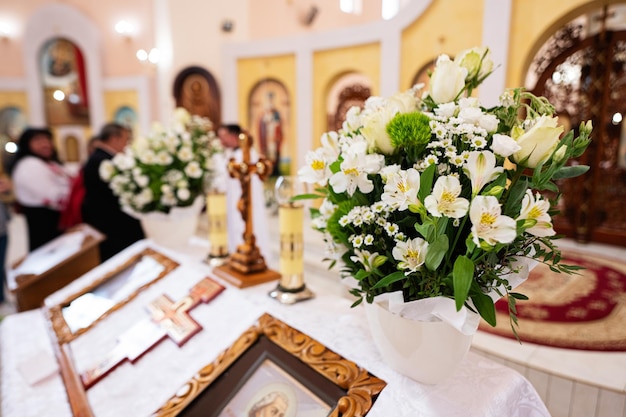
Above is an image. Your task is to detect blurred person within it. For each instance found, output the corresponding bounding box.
[216,124,271,260]
[9,127,72,251]
[82,123,144,261]
[0,175,12,310]
[59,134,101,230]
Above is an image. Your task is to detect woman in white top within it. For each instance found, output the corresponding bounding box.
[9,128,72,251]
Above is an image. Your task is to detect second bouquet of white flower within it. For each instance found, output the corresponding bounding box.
[297,46,592,332]
[100,108,224,214]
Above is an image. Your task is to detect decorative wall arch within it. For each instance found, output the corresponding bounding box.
[23,3,104,131]
[325,72,372,132]
[173,66,221,127]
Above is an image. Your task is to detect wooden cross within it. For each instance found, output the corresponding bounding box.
[214,132,281,287]
[79,277,224,388]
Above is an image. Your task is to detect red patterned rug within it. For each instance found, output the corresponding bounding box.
[479,250,626,351]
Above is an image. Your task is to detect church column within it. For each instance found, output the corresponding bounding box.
[153,0,174,125]
[480,0,512,107]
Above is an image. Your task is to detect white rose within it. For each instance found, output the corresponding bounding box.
[387,90,417,113]
[491,134,521,157]
[176,187,191,201]
[455,46,493,79]
[433,102,457,118]
[478,114,499,133]
[429,54,468,104]
[512,116,563,168]
[360,105,397,154]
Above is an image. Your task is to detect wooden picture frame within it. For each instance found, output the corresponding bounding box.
[46,247,179,344]
[152,313,386,417]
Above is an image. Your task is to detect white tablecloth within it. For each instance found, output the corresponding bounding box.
[1,239,551,417]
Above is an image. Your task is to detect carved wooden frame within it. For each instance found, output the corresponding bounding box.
[152,313,386,417]
[46,247,179,344]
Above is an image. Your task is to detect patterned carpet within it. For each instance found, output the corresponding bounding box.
[479,250,626,351]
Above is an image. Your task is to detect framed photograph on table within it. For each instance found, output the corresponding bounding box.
[46,247,179,344]
[153,313,386,417]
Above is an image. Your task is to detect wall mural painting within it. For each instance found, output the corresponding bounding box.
[248,79,290,177]
[40,37,90,126]
[173,67,221,127]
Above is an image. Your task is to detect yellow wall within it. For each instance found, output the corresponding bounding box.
[104,90,140,136]
[237,54,297,172]
[312,43,380,148]
[400,0,484,90]
[0,92,29,119]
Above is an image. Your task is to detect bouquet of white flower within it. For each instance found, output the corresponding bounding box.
[298,46,592,333]
[100,108,224,214]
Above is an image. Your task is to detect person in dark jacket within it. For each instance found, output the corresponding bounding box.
[82,123,144,260]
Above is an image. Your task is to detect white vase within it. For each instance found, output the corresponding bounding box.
[138,199,204,249]
[364,300,474,385]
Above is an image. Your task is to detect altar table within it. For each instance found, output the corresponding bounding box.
[0,239,551,417]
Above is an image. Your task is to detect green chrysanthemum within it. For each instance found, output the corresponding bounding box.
[386,111,432,160]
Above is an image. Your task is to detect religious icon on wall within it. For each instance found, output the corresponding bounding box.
[248,79,290,177]
[40,37,90,126]
[114,105,139,137]
[173,66,221,126]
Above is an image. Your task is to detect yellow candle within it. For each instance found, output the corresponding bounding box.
[206,192,228,255]
[279,204,304,288]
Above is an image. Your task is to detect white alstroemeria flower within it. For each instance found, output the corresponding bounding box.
[380,168,421,211]
[469,195,517,246]
[491,133,522,157]
[392,237,429,275]
[360,103,397,154]
[424,175,469,218]
[379,164,401,183]
[99,160,116,181]
[298,147,332,186]
[184,161,203,178]
[350,249,380,272]
[429,54,468,104]
[517,190,556,237]
[177,146,194,162]
[463,151,504,196]
[329,141,383,196]
[320,131,341,160]
[156,151,174,165]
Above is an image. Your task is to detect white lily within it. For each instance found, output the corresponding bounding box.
[517,190,556,237]
[298,147,332,186]
[469,195,517,246]
[424,175,469,218]
[350,249,380,272]
[392,237,429,274]
[329,141,383,196]
[463,151,503,196]
[380,168,421,211]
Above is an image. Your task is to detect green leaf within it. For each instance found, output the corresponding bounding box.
[291,193,323,201]
[371,271,406,289]
[425,235,449,271]
[552,165,590,180]
[453,256,474,311]
[418,163,437,202]
[415,221,434,240]
[471,291,496,326]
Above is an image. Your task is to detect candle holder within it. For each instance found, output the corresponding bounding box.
[205,190,229,266]
[268,176,314,304]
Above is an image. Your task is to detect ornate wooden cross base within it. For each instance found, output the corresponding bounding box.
[213,132,280,288]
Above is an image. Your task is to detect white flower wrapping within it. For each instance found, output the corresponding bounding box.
[298,46,592,332]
